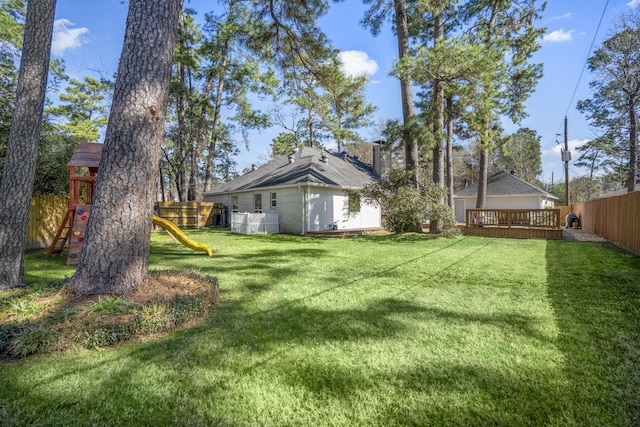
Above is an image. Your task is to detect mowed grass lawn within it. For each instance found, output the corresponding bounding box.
[2,230,640,426]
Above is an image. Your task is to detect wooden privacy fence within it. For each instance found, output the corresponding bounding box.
[464,208,562,239]
[25,198,221,250]
[154,202,225,228]
[573,191,640,254]
[27,195,68,249]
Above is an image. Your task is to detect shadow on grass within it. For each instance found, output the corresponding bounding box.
[6,235,625,425]
[545,240,640,426]
[1,293,569,425]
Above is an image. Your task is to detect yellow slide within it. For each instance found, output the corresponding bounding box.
[152,215,213,257]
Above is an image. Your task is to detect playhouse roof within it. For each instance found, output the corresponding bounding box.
[454,170,558,199]
[206,145,380,195]
[68,143,103,168]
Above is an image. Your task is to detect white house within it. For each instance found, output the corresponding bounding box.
[204,146,383,234]
[453,171,558,223]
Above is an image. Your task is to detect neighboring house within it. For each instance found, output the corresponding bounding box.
[453,171,558,223]
[204,146,382,234]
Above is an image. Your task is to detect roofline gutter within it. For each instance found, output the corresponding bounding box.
[204,182,367,197]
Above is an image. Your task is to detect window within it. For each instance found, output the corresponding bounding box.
[348,193,360,213]
[231,196,238,212]
[270,192,277,208]
[254,194,262,212]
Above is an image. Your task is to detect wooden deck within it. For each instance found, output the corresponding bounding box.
[464,208,563,239]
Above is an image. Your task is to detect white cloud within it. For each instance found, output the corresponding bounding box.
[543,29,574,43]
[338,50,379,78]
[543,138,589,158]
[52,19,89,56]
[627,0,640,7]
[551,12,572,21]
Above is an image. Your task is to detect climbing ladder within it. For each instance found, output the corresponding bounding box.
[44,209,74,259]
[66,205,90,265]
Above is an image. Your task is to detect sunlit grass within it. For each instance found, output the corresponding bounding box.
[1,230,639,425]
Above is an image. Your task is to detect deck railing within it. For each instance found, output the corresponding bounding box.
[466,209,561,229]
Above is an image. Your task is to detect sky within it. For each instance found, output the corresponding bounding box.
[50,0,640,185]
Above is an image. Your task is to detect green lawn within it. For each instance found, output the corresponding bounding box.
[2,230,640,426]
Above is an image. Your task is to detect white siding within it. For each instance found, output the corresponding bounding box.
[275,188,303,234]
[454,195,551,223]
[307,188,336,231]
[329,190,381,230]
[207,185,381,234]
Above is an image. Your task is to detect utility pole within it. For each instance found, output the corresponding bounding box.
[562,116,570,206]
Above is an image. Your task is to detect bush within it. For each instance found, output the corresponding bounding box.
[358,169,459,235]
[7,324,58,358]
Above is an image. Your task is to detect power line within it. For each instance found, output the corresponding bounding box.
[562,0,611,119]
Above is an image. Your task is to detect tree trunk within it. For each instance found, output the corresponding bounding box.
[0,0,55,291]
[430,10,445,234]
[476,146,489,208]
[446,95,454,209]
[393,0,419,187]
[203,43,228,192]
[628,100,638,192]
[67,0,182,295]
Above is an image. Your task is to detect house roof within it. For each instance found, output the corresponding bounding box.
[206,145,380,195]
[454,171,558,199]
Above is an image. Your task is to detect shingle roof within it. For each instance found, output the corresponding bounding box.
[454,171,558,199]
[206,146,380,194]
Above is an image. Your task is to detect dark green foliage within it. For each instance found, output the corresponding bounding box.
[270,132,301,158]
[0,273,219,359]
[577,8,640,191]
[495,127,543,184]
[359,169,458,235]
[6,324,57,358]
[79,291,214,349]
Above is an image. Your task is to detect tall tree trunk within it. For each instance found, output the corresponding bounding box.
[187,69,199,201]
[430,10,445,234]
[176,59,187,201]
[0,0,55,290]
[67,0,182,295]
[159,164,166,202]
[628,100,638,192]
[446,95,454,209]
[393,0,419,186]
[476,143,489,208]
[203,40,229,192]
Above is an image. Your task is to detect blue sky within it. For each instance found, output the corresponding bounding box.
[51,0,640,184]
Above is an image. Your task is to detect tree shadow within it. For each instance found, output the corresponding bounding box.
[545,239,640,426]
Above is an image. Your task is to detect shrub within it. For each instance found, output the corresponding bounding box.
[358,169,459,235]
[87,296,137,315]
[7,324,58,358]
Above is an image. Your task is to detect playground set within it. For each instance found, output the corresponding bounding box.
[45,143,213,265]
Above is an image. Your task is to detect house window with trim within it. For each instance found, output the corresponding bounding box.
[270,192,277,208]
[254,194,262,213]
[231,196,238,212]
[348,193,360,213]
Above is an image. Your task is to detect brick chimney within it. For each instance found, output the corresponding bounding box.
[372,140,389,176]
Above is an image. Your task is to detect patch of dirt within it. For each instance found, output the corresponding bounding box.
[1,271,219,360]
[62,271,215,317]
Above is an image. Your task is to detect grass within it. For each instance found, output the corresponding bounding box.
[1,229,639,426]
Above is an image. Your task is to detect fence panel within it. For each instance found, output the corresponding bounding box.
[154,202,223,228]
[27,195,68,249]
[572,191,640,255]
[231,213,279,235]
